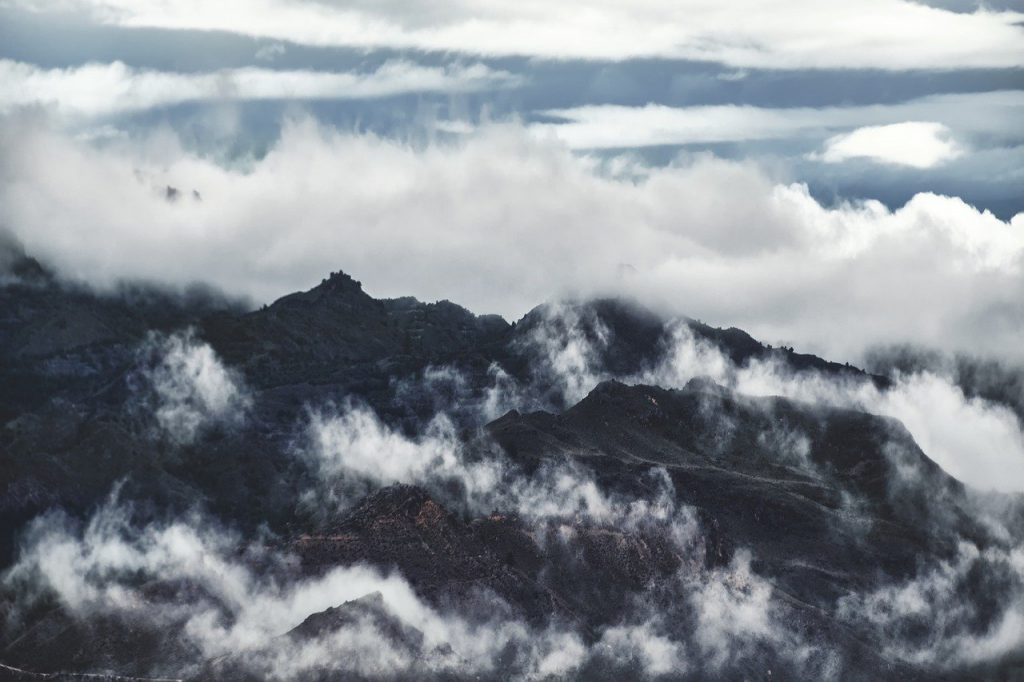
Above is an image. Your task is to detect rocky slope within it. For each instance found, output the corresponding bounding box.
[1,252,1021,680]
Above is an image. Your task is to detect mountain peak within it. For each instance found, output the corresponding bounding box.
[265,269,370,311]
[319,270,363,295]
[300,269,367,302]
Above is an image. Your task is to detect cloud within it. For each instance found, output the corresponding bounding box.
[9,0,1024,69]
[691,550,775,669]
[597,622,688,675]
[816,121,962,168]
[134,330,251,444]
[6,313,1021,676]
[2,422,829,678]
[838,540,1024,668]
[301,396,699,535]
[510,311,1024,492]
[0,58,523,117]
[737,366,1024,493]
[532,91,1024,150]
[302,402,504,513]
[516,301,614,406]
[1,112,1023,367]
[657,328,1024,493]
[866,346,1024,422]
[1,491,596,678]
[254,42,286,62]
[2,115,1022,364]
[1,437,789,679]
[647,321,1024,493]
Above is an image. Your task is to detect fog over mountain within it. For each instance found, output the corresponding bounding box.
[1,254,1023,680]
[1,2,1022,680]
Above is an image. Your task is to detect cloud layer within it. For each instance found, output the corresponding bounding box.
[0,58,521,117]
[2,116,1022,363]
[10,0,1024,69]
[533,91,1024,150]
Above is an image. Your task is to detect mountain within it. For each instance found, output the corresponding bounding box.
[0,259,1020,680]
[201,270,510,389]
[488,379,975,604]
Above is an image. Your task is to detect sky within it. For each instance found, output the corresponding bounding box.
[1,0,1023,362]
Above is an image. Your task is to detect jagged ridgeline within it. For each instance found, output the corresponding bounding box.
[1,250,1022,681]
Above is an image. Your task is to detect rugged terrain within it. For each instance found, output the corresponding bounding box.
[1,248,1022,680]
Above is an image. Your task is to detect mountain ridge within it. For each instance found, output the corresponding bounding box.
[1,251,1020,680]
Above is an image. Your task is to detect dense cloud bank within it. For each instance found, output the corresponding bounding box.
[2,116,1021,364]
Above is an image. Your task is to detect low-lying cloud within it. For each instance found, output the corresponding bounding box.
[0,455,806,679]
[653,324,1024,493]
[1,116,1022,364]
[2,493,590,678]
[301,397,697,535]
[134,330,250,444]
[5,306,1023,677]
[514,310,1024,492]
[838,540,1024,669]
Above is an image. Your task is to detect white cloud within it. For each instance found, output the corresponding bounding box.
[739,365,1024,495]
[1,494,594,678]
[0,59,523,117]
[597,622,688,675]
[532,91,1024,150]
[303,403,506,513]
[2,477,814,678]
[692,550,775,669]
[817,121,962,168]
[838,541,1024,668]
[517,301,613,405]
[302,398,697,533]
[1,116,1022,364]
[9,0,1024,70]
[515,314,1024,492]
[637,326,1024,492]
[308,406,464,486]
[139,330,251,444]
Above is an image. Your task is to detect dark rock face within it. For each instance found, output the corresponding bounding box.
[488,380,977,606]
[0,607,197,680]
[201,271,510,390]
[291,485,568,623]
[290,484,689,632]
[0,262,1021,680]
